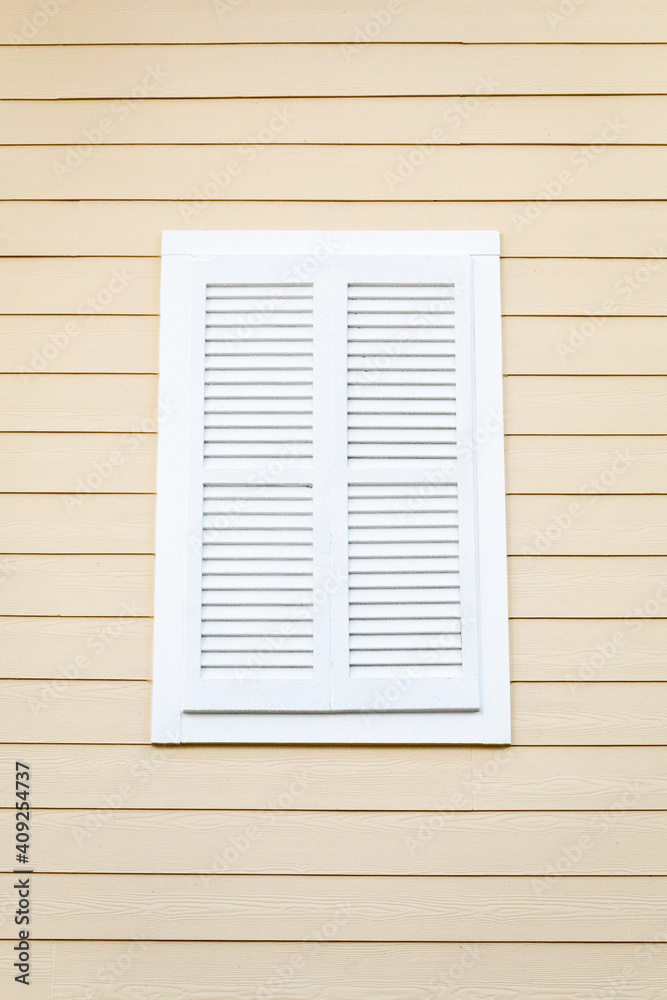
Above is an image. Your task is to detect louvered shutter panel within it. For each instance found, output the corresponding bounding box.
[180,257,332,712]
[327,256,481,712]
[154,233,508,742]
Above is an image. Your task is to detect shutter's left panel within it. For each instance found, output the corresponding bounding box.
[180,257,332,714]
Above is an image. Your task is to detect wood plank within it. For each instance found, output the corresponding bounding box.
[5,551,667,621]
[0,375,157,430]
[510,555,667,618]
[2,145,667,201]
[507,495,667,556]
[0,744,664,809]
[463,0,667,43]
[6,316,667,375]
[0,555,153,616]
[3,201,667,259]
[0,1,459,44]
[0,494,154,553]
[0,679,149,743]
[2,810,665,875]
[1,678,666,745]
[9,616,663,683]
[2,96,666,145]
[4,44,667,100]
[1,616,662,683]
[473,746,667,810]
[0,744,473,809]
[3,873,667,942]
[505,378,667,434]
[2,432,664,496]
[8,374,667,434]
[0,617,151,680]
[505,436,667,494]
[503,260,667,317]
[0,944,51,1000]
[7,552,667,620]
[510,619,667,682]
[2,259,667,317]
[0,433,155,493]
[49,941,667,999]
[0,258,158,315]
[0,315,158,374]
[1,0,665,43]
[512,682,667,745]
[4,548,667,623]
[503,317,667,375]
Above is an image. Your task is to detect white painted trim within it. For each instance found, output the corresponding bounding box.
[469,252,511,745]
[180,709,504,745]
[151,254,191,744]
[162,230,500,257]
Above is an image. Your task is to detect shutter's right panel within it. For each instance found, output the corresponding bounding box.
[330,257,481,713]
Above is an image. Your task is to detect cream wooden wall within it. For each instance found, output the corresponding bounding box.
[2,1,667,996]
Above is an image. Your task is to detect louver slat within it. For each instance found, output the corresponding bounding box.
[180,267,330,714]
[201,481,315,669]
[348,485,462,673]
[331,265,480,713]
[204,284,314,462]
[347,284,458,463]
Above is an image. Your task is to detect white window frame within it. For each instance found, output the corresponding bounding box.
[152,231,509,744]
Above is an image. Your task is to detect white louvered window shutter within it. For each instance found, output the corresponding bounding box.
[327,256,480,712]
[153,232,509,744]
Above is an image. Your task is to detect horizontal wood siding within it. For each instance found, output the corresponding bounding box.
[2,4,666,997]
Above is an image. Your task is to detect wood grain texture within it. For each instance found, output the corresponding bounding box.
[471,745,667,810]
[48,941,667,1000]
[0,744,473,809]
[2,616,662,683]
[1,432,664,496]
[2,259,667,316]
[512,682,667,745]
[1,0,666,42]
[510,618,667,681]
[3,96,667,145]
[0,494,154,553]
[2,680,666,745]
[8,493,667,558]
[0,947,50,1000]
[0,680,149,743]
[2,315,666,375]
[0,258,158,315]
[505,436,667,494]
[0,616,152,679]
[2,3,667,976]
[507,495,667,556]
[2,145,667,201]
[0,433,156,493]
[3,873,667,942]
[0,554,153,615]
[8,374,667,434]
[0,315,158,374]
[3,202,667,258]
[505,378,667,434]
[5,552,667,619]
[509,555,667,618]
[503,317,667,375]
[2,810,665,876]
[0,375,157,430]
[4,44,667,99]
[1,744,665,809]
